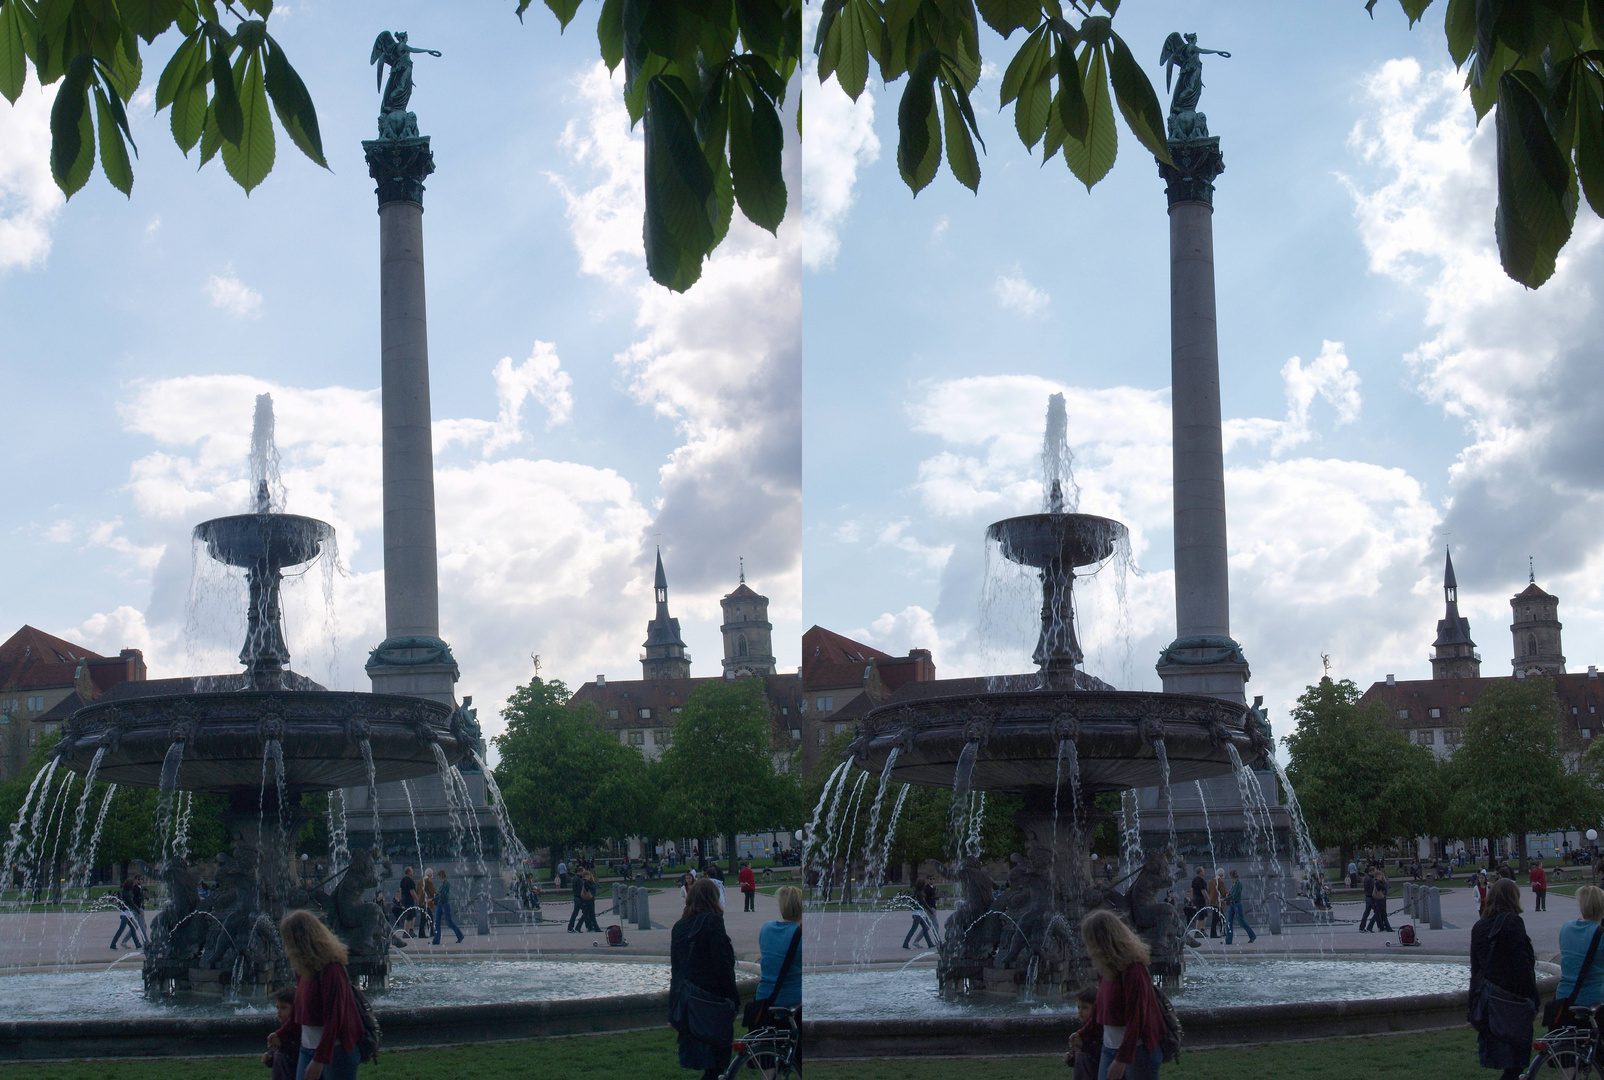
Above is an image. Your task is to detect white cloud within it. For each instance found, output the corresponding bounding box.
[550,61,802,640]
[800,8,879,270]
[873,373,1444,735]
[205,266,263,318]
[0,69,64,272]
[875,520,954,571]
[1223,340,1362,454]
[850,605,945,658]
[993,269,1050,316]
[102,373,652,729]
[1344,57,1604,632]
[436,342,575,455]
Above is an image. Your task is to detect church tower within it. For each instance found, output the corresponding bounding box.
[1431,547,1481,680]
[641,548,691,680]
[720,561,776,678]
[1511,564,1565,676]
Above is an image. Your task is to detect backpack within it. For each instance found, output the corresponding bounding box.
[1398,924,1417,946]
[1152,981,1184,1063]
[349,980,383,1063]
[606,923,626,946]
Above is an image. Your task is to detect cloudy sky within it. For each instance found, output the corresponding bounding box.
[801,2,1604,744]
[0,2,800,740]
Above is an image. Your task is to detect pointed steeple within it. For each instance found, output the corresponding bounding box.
[1431,545,1479,679]
[642,546,690,680]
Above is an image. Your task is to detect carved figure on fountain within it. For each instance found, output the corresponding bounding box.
[1099,847,1186,983]
[940,860,1001,968]
[994,850,1056,970]
[331,848,391,975]
[146,858,206,971]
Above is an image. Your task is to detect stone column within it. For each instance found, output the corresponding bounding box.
[361,134,458,704]
[1154,137,1250,705]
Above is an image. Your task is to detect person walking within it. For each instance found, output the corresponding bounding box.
[418,867,436,939]
[568,864,586,933]
[1206,870,1225,938]
[738,861,757,913]
[1477,870,1490,917]
[902,877,936,949]
[1359,867,1377,932]
[397,866,417,937]
[1530,862,1548,912]
[556,859,568,891]
[110,874,144,949]
[670,877,740,1080]
[431,869,464,945]
[579,869,602,934]
[1188,866,1207,926]
[1082,909,1167,1079]
[273,910,365,1080]
[1470,878,1539,1080]
[1554,884,1604,1023]
[1372,867,1393,933]
[1347,859,1360,889]
[1223,869,1256,945]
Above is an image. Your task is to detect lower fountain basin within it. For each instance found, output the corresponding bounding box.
[803,958,1471,1018]
[52,690,467,793]
[851,688,1261,795]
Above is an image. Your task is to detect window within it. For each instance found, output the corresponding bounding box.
[738,635,748,657]
[1398,709,1410,720]
[781,707,789,716]
[1461,706,1472,713]
[1444,729,1462,748]
[817,729,827,748]
[26,695,43,712]
[817,696,834,712]
[790,728,802,740]
[1574,707,1581,715]
[671,706,682,714]
[1591,706,1597,714]
[628,731,645,746]
[833,722,850,735]
[1416,730,1435,746]
[1586,729,1594,740]
[607,709,619,720]
[1529,634,1537,656]
[638,708,652,719]
[0,698,14,712]
[652,731,669,746]
[1428,708,1441,719]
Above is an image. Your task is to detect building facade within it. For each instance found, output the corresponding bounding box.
[798,625,936,773]
[571,558,801,767]
[0,626,146,780]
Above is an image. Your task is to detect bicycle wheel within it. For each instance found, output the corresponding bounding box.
[1526,1046,1604,1079]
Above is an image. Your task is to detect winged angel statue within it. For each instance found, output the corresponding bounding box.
[1159,32,1230,142]
[370,30,441,140]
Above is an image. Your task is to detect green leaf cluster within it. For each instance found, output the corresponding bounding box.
[492,676,653,866]
[653,678,804,850]
[1442,675,1602,866]
[538,0,801,293]
[815,0,1168,198]
[1282,676,1442,865]
[1375,0,1604,286]
[0,0,324,199]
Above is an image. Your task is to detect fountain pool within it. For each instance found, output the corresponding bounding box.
[0,958,673,1021]
[803,958,1472,1019]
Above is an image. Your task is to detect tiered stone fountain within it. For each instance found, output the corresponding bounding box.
[50,396,481,998]
[846,404,1270,998]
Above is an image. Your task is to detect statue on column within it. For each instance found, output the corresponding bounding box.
[1160,33,1231,142]
[370,31,442,140]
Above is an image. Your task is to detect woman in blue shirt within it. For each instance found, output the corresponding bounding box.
[756,885,802,1012]
[1557,884,1604,1009]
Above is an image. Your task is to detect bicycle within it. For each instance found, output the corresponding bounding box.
[722,1006,800,1080]
[1525,1003,1604,1079]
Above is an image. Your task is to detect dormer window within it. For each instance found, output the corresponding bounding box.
[1446,584,1456,603]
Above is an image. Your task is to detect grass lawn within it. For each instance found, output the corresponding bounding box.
[0,1025,1493,1080]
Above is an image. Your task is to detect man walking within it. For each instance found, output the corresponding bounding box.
[1208,869,1226,937]
[1223,869,1257,944]
[1189,865,1208,927]
[1359,867,1377,932]
[567,863,585,933]
[578,869,601,933]
[398,866,418,937]
[556,858,567,890]
[431,869,464,944]
[739,861,757,913]
[1531,861,1549,912]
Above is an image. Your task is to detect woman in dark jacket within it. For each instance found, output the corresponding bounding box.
[1470,877,1539,1080]
[670,877,739,1080]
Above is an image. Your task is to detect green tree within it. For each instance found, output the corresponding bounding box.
[1282,676,1441,869]
[492,675,652,870]
[1446,675,1596,871]
[656,678,800,865]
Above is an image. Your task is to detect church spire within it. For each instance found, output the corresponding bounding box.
[1431,545,1480,680]
[642,546,690,680]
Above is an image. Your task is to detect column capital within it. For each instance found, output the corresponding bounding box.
[1157,137,1224,207]
[363,135,435,208]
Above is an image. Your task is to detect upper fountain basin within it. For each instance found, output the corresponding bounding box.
[986,513,1127,569]
[52,690,469,793]
[849,682,1262,795]
[194,513,333,569]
